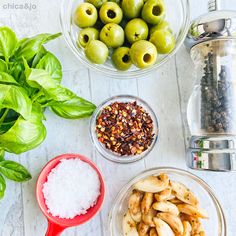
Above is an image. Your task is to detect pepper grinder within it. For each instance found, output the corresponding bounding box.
[185,0,236,171]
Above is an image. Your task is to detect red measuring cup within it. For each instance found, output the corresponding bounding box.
[36,153,105,236]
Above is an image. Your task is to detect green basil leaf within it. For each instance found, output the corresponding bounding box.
[49,96,96,119]
[31,46,47,68]
[15,33,61,61]
[31,102,46,120]
[0,109,19,135]
[24,63,71,101]
[0,160,31,182]
[23,60,96,118]
[0,27,18,61]
[24,61,80,99]
[0,120,16,135]
[8,62,37,96]
[25,68,61,98]
[0,149,4,161]
[0,72,18,85]
[0,59,7,72]
[0,108,46,154]
[34,95,48,106]
[9,61,24,81]
[0,173,6,199]
[0,84,32,119]
[2,109,19,123]
[36,52,62,83]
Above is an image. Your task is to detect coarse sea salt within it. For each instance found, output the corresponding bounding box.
[42,158,101,219]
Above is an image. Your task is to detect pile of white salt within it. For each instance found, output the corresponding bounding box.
[42,158,100,219]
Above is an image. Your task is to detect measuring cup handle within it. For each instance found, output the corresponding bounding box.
[46,220,65,236]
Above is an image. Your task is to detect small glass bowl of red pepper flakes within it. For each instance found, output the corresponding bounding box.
[90,95,159,163]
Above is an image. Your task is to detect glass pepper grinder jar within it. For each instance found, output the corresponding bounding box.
[185,0,236,171]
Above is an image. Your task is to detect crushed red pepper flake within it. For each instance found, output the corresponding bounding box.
[95,101,155,156]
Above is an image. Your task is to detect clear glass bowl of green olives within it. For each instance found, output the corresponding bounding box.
[60,0,189,78]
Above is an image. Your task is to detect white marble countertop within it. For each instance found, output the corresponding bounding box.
[0,0,235,235]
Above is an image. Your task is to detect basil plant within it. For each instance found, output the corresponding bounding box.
[0,27,96,199]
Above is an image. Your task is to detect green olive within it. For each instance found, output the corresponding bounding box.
[100,23,125,48]
[86,0,107,8]
[150,20,172,36]
[77,28,99,48]
[85,40,109,64]
[121,0,144,19]
[112,47,132,71]
[125,18,149,44]
[130,40,157,68]
[74,3,98,28]
[141,0,165,25]
[99,2,123,24]
[150,29,175,54]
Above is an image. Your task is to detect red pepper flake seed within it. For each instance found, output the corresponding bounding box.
[95,101,155,156]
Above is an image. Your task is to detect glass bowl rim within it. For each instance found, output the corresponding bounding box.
[89,95,159,164]
[59,0,190,79]
[108,166,227,236]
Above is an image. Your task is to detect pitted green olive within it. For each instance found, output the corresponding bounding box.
[99,2,123,24]
[130,40,157,68]
[150,20,172,36]
[112,47,132,70]
[85,40,109,64]
[125,18,149,44]
[149,29,175,54]
[78,28,99,48]
[121,0,144,19]
[141,0,165,25]
[100,23,125,48]
[74,3,98,28]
